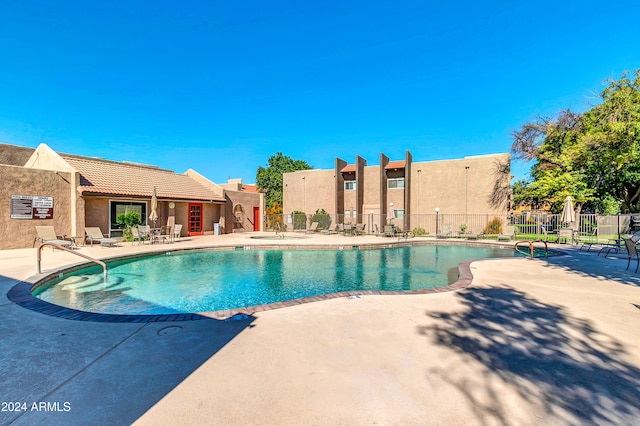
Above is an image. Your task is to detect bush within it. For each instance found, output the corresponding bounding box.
[483,217,503,234]
[310,208,332,230]
[266,202,283,229]
[116,211,141,241]
[291,210,307,230]
[412,227,427,236]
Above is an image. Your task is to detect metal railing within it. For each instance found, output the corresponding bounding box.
[37,242,107,278]
[265,212,638,241]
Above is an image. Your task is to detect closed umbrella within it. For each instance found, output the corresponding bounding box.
[149,186,158,227]
[386,204,395,224]
[560,196,576,226]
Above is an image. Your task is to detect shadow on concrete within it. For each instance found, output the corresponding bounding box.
[0,275,255,425]
[542,249,640,287]
[418,287,640,425]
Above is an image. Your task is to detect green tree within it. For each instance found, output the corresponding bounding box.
[116,211,141,241]
[256,152,313,207]
[511,70,640,213]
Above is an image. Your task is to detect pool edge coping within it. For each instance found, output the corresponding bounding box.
[8,241,560,323]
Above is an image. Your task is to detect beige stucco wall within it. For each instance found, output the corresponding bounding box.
[411,153,510,215]
[283,153,510,229]
[0,165,73,249]
[224,190,264,232]
[283,169,335,215]
[84,197,111,236]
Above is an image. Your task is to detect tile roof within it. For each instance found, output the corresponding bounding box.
[61,155,225,202]
[341,164,356,173]
[242,184,261,193]
[385,160,406,170]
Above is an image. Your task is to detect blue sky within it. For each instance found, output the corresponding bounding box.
[1,1,639,184]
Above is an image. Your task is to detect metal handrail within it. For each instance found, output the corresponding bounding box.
[514,240,548,259]
[37,242,107,278]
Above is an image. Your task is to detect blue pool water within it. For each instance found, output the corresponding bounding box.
[34,245,519,315]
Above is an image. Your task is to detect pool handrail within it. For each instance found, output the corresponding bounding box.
[37,242,107,278]
[514,240,548,259]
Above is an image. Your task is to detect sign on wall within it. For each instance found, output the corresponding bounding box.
[11,195,54,219]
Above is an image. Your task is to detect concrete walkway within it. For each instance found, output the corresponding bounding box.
[1,233,639,425]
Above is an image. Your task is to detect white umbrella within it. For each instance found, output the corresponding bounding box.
[386,207,395,224]
[149,186,158,227]
[560,196,576,226]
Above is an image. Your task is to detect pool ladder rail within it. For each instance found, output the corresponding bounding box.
[37,242,107,278]
[514,240,549,259]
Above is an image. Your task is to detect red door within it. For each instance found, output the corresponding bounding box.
[253,207,260,231]
[188,203,203,236]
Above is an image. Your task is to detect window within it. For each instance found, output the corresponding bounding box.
[394,209,405,219]
[344,181,356,191]
[110,201,147,237]
[388,178,405,189]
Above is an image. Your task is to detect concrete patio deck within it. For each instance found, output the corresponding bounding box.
[1,232,639,425]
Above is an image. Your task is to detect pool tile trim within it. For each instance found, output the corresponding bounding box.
[8,241,556,323]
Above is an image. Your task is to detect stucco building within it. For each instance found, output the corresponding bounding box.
[283,151,511,233]
[0,143,264,249]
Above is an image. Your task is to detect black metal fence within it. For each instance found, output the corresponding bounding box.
[265,212,640,241]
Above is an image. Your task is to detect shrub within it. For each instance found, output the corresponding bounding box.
[310,208,332,230]
[266,202,283,229]
[483,217,503,234]
[291,210,307,230]
[459,224,468,233]
[412,227,427,236]
[116,211,141,241]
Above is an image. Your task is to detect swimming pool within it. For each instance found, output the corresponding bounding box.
[32,244,521,315]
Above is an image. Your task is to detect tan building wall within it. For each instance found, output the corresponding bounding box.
[84,197,111,236]
[0,165,73,250]
[283,152,510,230]
[283,169,335,215]
[224,190,265,232]
[411,153,510,215]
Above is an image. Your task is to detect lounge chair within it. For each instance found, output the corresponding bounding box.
[466,233,483,240]
[35,226,72,249]
[306,222,319,234]
[85,227,118,247]
[436,226,453,239]
[354,223,366,235]
[321,224,338,234]
[497,225,515,242]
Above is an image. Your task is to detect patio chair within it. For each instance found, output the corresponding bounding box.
[138,225,151,243]
[539,226,555,243]
[383,225,395,237]
[131,226,147,245]
[354,223,366,235]
[173,224,183,241]
[306,222,319,234]
[35,226,73,249]
[159,225,172,243]
[85,227,117,248]
[622,238,639,273]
